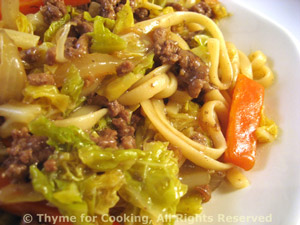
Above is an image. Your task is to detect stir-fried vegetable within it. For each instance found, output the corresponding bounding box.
[0,31,27,104]
[224,74,264,170]
[119,142,187,225]
[89,16,127,53]
[113,0,134,34]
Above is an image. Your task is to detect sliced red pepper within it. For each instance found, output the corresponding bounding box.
[224,74,264,170]
[0,0,91,18]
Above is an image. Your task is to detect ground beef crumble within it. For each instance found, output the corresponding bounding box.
[88,98,139,149]
[91,128,118,149]
[41,0,67,24]
[2,127,55,182]
[116,61,134,76]
[190,1,214,18]
[45,47,57,66]
[194,184,212,202]
[20,47,40,64]
[153,27,209,98]
[64,34,91,58]
[134,7,150,21]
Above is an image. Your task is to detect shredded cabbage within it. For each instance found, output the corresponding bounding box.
[176,193,202,215]
[119,142,188,225]
[28,118,188,225]
[61,64,85,115]
[83,12,115,30]
[113,0,134,34]
[44,14,71,42]
[89,17,127,53]
[191,34,210,65]
[30,165,93,225]
[16,13,34,34]
[23,85,70,113]
[256,109,278,143]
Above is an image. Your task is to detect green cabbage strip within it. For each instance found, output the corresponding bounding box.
[176,193,202,215]
[44,14,71,42]
[29,117,142,224]
[191,34,210,65]
[61,64,85,115]
[23,85,70,113]
[23,64,84,114]
[113,0,134,34]
[29,118,190,225]
[119,142,188,225]
[16,13,34,34]
[83,12,115,30]
[89,17,127,53]
[30,165,93,225]
[29,116,93,151]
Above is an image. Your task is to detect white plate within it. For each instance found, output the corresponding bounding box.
[178,1,300,224]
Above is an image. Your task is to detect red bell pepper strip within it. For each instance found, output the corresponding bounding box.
[0,0,91,18]
[224,74,264,170]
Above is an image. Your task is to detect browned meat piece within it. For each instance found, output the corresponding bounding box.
[155,39,181,64]
[64,37,78,58]
[190,1,213,18]
[121,136,136,149]
[130,113,141,129]
[194,184,212,203]
[43,158,57,172]
[107,100,125,117]
[75,34,91,54]
[89,2,101,17]
[20,47,40,64]
[152,27,167,45]
[178,50,209,98]
[153,28,181,64]
[91,128,118,148]
[87,94,109,106]
[72,16,94,35]
[118,108,131,124]
[76,20,94,34]
[65,34,91,58]
[45,47,57,66]
[190,131,208,145]
[153,27,209,98]
[116,61,134,76]
[166,2,188,11]
[40,0,67,24]
[134,8,150,21]
[27,73,55,86]
[88,99,137,149]
[112,118,135,137]
[96,0,121,19]
[2,127,54,181]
